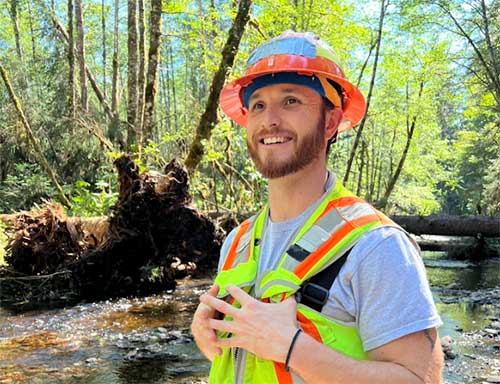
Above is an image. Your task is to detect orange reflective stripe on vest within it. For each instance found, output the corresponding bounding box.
[316,196,365,220]
[223,219,251,271]
[273,361,293,384]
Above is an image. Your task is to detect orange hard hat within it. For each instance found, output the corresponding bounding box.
[219,31,366,133]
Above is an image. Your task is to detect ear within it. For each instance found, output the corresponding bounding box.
[325,108,343,141]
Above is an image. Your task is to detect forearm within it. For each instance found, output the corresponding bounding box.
[288,332,427,384]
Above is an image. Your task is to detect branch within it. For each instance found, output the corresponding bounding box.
[184,0,253,173]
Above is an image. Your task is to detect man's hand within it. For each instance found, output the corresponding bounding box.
[200,285,299,362]
[191,285,222,361]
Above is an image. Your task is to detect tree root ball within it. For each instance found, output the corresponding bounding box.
[1,156,224,304]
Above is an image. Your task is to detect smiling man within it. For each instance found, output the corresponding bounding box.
[191,31,443,384]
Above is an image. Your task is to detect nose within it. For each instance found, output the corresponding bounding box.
[262,104,281,129]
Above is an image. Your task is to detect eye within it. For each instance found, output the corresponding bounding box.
[250,101,264,111]
[284,97,300,106]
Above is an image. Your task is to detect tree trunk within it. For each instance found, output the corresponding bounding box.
[111,0,119,116]
[46,7,114,121]
[137,0,146,140]
[27,0,37,61]
[479,0,500,111]
[142,0,162,145]
[101,0,107,100]
[0,62,71,208]
[392,215,500,238]
[170,43,178,133]
[67,0,76,118]
[9,0,23,61]
[343,0,388,185]
[184,0,253,173]
[415,237,476,252]
[355,39,376,87]
[75,0,88,112]
[127,0,139,148]
[379,81,424,209]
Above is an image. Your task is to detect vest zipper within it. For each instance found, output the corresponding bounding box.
[233,347,246,384]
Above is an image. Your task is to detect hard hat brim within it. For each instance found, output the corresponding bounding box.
[220,54,366,132]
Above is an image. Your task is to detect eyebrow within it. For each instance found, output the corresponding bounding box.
[248,87,302,103]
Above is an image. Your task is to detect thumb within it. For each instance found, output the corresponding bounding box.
[283,296,297,307]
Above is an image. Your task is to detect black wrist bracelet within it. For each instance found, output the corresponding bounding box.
[285,329,302,372]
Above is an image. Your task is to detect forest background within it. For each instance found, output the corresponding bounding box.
[0,0,499,224]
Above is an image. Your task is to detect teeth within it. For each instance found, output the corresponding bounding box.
[263,137,288,144]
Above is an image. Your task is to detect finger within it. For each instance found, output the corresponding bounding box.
[208,318,238,333]
[206,330,224,355]
[226,285,255,306]
[207,285,219,296]
[194,303,213,320]
[200,293,239,318]
[215,335,242,349]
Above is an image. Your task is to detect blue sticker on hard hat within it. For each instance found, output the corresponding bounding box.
[247,37,317,66]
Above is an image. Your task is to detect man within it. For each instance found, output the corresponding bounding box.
[191,30,443,383]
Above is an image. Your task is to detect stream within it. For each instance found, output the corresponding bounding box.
[1,253,499,384]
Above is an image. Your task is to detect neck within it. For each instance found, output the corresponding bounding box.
[267,161,328,222]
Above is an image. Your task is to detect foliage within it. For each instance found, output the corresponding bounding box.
[484,153,500,215]
[0,0,498,217]
[0,163,55,213]
[68,163,119,217]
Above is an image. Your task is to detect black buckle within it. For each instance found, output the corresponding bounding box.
[299,282,329,307]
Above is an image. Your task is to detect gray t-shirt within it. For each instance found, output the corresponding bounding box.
[218,172,442,352]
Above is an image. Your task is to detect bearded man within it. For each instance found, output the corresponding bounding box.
[191,30,443,384]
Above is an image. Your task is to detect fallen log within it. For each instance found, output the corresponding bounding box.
[392,215,500,237]
[416,236,476,252]
[414,235,499,259]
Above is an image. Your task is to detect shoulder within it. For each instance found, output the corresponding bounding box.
[346,226,441,351]
[348,225,420,271]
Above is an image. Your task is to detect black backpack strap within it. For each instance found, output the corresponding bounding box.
[297,248,352,312]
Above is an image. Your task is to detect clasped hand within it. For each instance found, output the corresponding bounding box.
[191,285,299,363]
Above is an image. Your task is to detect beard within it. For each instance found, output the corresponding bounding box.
[247,114,326,179]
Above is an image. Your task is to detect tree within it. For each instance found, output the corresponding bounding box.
[67,0,76,118]
[184,0,254,173]
[378,81,425,208]
[343,0,389,185]
[9,0,23,61]
[0,62,71,207]
[137,0,146,136]
[75,0,88,112]
[127,0,139,148]
[142,0,162,144]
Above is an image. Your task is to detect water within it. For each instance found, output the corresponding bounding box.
[0,280,212,383]
[1,256,499,383]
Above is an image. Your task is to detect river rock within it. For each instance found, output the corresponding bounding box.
[484,376,500,383]
[490,321,500,329]
[441,335,457,359]
[484,328,500,336]
[441,335,453,348]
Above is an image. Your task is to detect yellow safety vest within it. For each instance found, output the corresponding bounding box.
[209,179,410,383]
